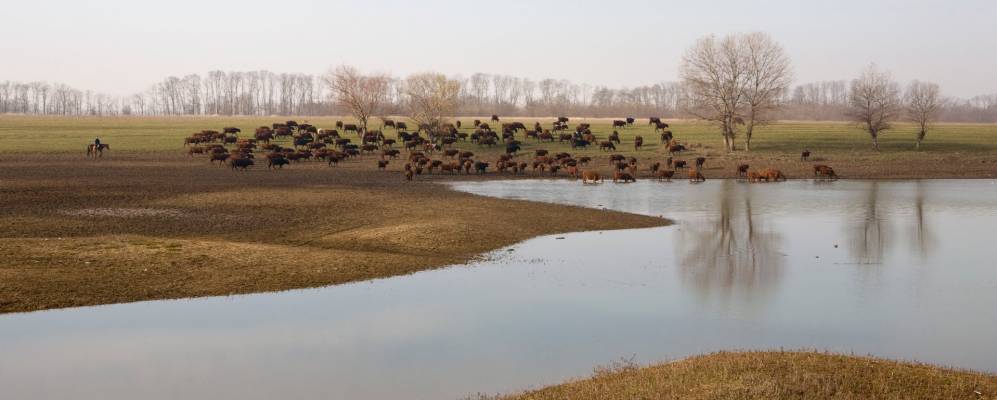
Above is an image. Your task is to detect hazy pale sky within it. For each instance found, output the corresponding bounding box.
[3,0,995,98]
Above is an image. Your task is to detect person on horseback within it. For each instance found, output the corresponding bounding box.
[94,137,102,147]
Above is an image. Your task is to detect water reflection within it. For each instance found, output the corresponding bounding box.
[911,183,933,261]
[2,180,996,400]
[677,180,784,306]
[845,182,889,264]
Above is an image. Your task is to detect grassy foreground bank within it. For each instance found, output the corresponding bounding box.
[495,351,997,400]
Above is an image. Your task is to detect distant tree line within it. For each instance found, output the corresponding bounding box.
[3,71,997,123]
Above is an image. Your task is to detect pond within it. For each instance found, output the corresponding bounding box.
[2,180,996,399]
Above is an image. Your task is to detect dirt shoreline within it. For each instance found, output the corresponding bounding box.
[0,155,667,314]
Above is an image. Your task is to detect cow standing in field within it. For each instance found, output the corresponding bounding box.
[801,149,811,161]
[634,136,643,150]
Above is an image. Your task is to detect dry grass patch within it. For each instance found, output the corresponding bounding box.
[496,351,997,400]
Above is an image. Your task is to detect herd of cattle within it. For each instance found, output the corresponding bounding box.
[182,116,838,183]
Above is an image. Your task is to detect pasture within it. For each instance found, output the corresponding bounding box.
[3,115,997,179]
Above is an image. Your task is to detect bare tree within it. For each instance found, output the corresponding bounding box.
[741,32,793,150]
[402,72,460,132]
[905,80,942,149]
[323,65,390,131]
[847,65,901,151]
[680,35,748,151]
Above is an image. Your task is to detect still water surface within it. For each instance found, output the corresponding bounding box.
[2,180,996,399]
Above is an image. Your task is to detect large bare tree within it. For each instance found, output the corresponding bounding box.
[323,65,390,131]
[680,32,792,151]
[904,80,943,150]
[847,65,901,151]
[402,72,460,133]
[741,32,793,150]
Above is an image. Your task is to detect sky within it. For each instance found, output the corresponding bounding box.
[3,0,996,98]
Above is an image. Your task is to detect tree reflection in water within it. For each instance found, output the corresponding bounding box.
[676,180,784,306]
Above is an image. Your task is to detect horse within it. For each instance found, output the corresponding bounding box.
[86,143,110,158]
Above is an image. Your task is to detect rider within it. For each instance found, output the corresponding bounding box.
[94,137,102,147]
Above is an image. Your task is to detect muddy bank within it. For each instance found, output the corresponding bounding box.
[0,154,666,313]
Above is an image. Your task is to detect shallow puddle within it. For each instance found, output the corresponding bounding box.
[2,179,996,399]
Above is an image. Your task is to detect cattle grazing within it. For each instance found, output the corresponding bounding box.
[760,168,787,181]
[491,115,500,122]
[395,122,408,131]
[223,127,241,134]
[737,164,750,177]
[634,136,643,150]
[609,131,621,144]
[475,161,489,174]
[581,170,602,184]
[648,162,661,174]
[649,117,662,125]
[673,160,687,169]
[535,149,549,157]
[656,170,675,181]
[695,157,706,168]
[268,157,290,169]
[599,141,616,151]
[659,130,673,143]
[609,154,626,165]
[612,120,627,128]
[689,169,706,183]
[404,168,414,181]
[747,171,764,182]
[801,149,811,161]
[578,156,591,166]
[382,119,395,129]
[669,143,686,153]
[210,152,230,164]
[362,144,379,154]
[613,171,636,183]
[625,117,635,126]
[230,158,254,170]
[814,165,837,179]
[571,139,591,149]
[382,149,401,159]
[343,124,359,134]
[335,121,344,129]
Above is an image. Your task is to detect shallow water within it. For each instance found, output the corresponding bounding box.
[2,180,997,400]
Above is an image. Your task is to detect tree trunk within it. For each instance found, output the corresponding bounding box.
[871,133,880,151]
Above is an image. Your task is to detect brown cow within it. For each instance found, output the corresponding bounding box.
[378,160,389,170]
[688,169,706,183]
[634,135,643,150]
[760,168,787,181]
[656,170,675,181]
[801,149,811,161]
[581,170,602,184]
[613,171,636,183]
[747,171,764,182]
[695,157,706,168]
[814,165,837,179]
